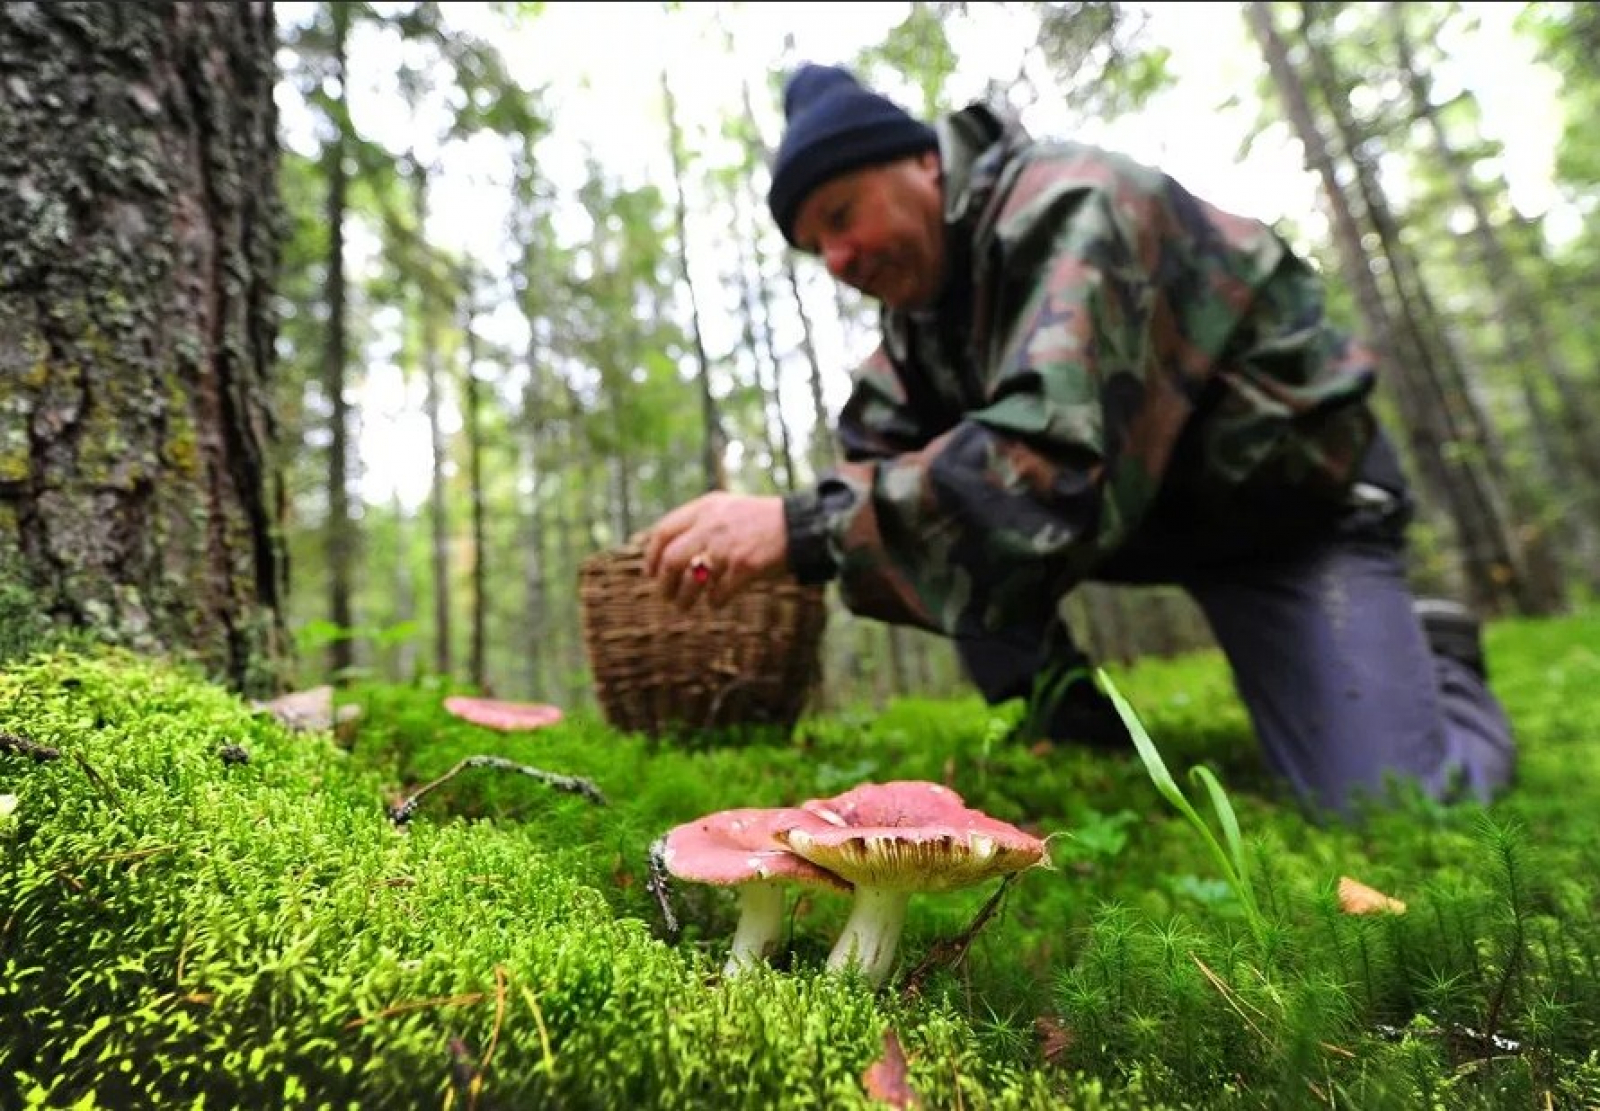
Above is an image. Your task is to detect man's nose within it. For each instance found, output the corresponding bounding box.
[822,239,854,282]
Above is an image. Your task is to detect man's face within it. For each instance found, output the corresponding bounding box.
[791,152,945,311]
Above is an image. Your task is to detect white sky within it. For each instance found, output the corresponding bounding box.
[274,2,1568,512]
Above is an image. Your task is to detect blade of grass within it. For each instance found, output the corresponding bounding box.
[1096,668,1265,946]
[1190,765,1256,910]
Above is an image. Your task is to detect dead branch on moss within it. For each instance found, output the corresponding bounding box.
[70,752,121,809]
[1,731,61,761]
[899,876,1016,998]
[387,755,608,826]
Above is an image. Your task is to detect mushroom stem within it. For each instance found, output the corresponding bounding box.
[825,886,910,988]
[725,881,786,975]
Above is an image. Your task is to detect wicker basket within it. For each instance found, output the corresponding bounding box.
[578,545,828,739]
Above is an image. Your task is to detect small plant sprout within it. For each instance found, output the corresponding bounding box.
[776,781,1048,989]
[443,696,564,732]
[1095,668,1268,946]
[661,807,852,977]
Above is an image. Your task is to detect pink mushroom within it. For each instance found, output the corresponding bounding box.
[777,780,1048,988]
[443,696,564,732]
[661,806,852,976]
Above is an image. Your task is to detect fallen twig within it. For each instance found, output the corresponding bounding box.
[0,731,60,762]
[70,752,121,809]
[1193,954,1274,1048]
[899,876,1016,997]
[387,755,607,826]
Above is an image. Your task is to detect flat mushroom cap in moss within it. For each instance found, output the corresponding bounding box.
[662,806,852,975]
[443,696,564,732]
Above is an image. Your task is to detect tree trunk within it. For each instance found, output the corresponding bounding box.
[410,170,453,679]
[737,201,798,494]
[517,302,551,702]
[423,330,452,678]
[730,204,791,491]
[321,0,356,679]
[389,489,417,681]
[0,0,287,694]
[661,71,725,493]
[462,286,488,693]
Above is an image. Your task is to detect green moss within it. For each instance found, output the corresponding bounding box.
[0,650,1065,1109]
[6,612,1600,1108]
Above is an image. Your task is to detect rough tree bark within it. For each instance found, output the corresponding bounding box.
[0,1,287,694]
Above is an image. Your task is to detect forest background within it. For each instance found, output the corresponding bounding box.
[4,4,1600,1105]
[3,0,1596,712]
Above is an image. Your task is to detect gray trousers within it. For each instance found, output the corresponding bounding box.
[959,528,1517,817]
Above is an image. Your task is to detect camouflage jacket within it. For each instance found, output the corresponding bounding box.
[782,103,1384,640]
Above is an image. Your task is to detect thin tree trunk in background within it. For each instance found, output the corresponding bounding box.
[884,625,909,697]
[750,220,799,492]
[661,71,725,492]
[414,169,453,678]
[737,69,837,481]
[462,286,487,693]
[509,141,558,701]
[790,262,839,478]
[389,488,417,682]
[1247,2,1478,608]
[1293,1,1558,615]
[0,1,286,693]
[519,359,549,698]
[323,1,356,679]
[730,205,792,491]
[424,333,452,676]
[604,362,636,541]
[556,381,589,707]
[1388,3,1600,587]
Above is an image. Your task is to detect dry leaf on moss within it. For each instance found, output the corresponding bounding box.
[862,1029,920,1108]
[1338,875,1407,915]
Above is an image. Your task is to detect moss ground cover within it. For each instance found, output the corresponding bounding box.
[3,608,1599,1108]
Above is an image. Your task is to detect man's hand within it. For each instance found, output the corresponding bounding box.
[641,492,789,610]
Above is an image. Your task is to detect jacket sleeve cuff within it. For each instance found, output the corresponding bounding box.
[782,489,840,586]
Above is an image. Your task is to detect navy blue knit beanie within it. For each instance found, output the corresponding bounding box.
[767,64,939,246]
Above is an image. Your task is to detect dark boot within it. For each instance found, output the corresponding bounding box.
[1015,660,1132,750]
[958,619,1132,751]
[1413,597,1487,679]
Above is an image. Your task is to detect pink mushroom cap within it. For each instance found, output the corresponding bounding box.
[444,696,564,732]
[785,780,1047,891]
[662,807,852,891]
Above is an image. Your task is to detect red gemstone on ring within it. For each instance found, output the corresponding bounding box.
[691,563,711,584]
